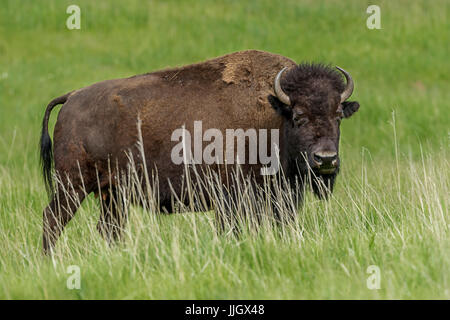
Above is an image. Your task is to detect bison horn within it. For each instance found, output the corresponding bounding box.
[274,67,291,106]
[336,66,354,103]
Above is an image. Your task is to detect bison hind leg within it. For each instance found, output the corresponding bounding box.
[96,187,128,244]
[43,184,87,255]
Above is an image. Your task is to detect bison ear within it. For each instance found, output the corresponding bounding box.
[268,95,292,119]
[342,101,360,118]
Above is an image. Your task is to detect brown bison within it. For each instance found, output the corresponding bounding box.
[40,50,360,253]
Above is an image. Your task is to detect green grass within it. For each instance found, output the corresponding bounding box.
[0,0,448,299]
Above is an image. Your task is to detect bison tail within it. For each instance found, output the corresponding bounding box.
[39,92,71,197]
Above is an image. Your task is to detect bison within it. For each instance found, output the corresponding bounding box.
[40,50,360,253]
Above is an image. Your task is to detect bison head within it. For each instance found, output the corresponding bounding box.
[269,63,360,197]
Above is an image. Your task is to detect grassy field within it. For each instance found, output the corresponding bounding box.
[0,0,448,299]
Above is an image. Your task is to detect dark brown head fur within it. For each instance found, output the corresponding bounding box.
[269,63,360,197]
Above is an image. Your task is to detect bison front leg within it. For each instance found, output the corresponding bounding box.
[43,188,85,255]
[97,188,128,244]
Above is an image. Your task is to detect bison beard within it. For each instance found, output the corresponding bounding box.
[311,169,339,199]
[39,50,359,253]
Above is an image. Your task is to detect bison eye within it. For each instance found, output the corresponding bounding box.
[293,116,309,127]
[335,106,344,123]
[336,105,345,118]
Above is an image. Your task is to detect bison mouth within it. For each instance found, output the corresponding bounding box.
[317,166,337,175]
[312,161,338,175]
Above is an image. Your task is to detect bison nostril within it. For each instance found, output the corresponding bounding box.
[313,154,323,166]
